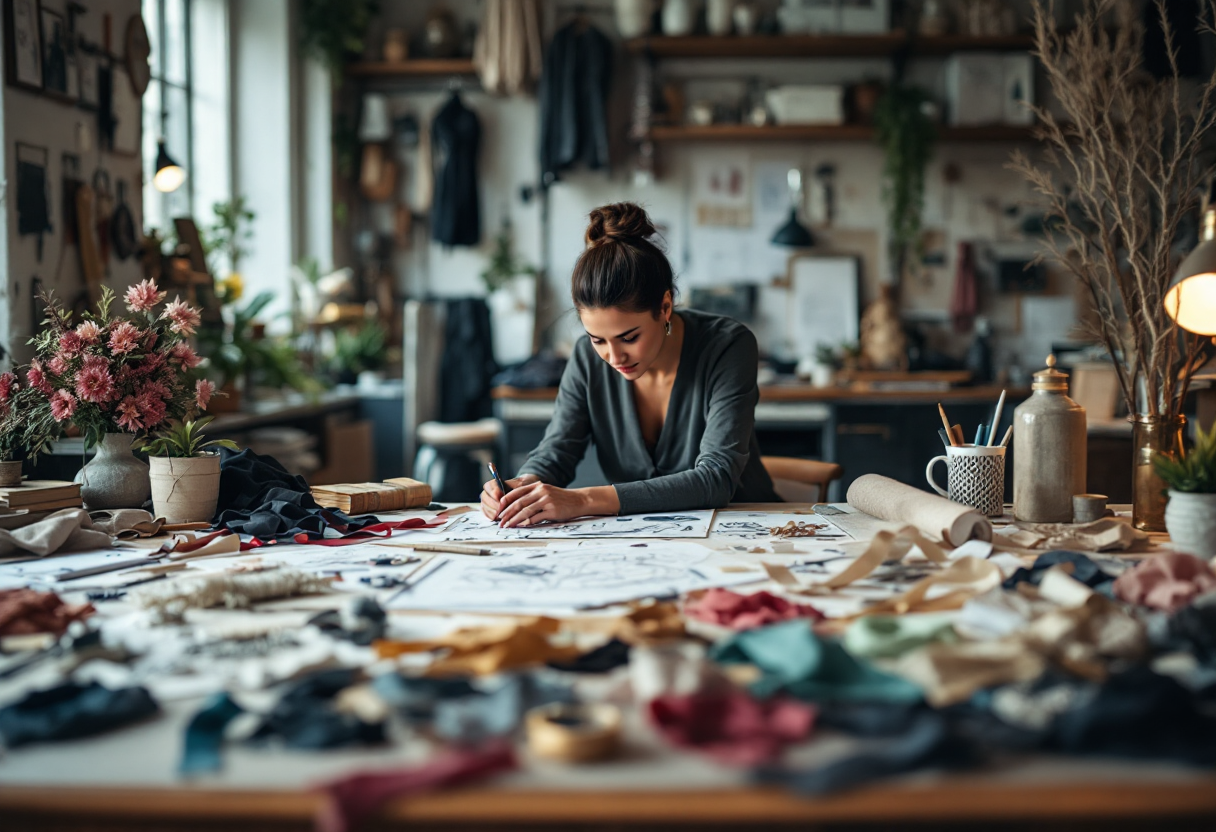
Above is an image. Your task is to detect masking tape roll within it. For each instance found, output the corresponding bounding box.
[525,702,621,763]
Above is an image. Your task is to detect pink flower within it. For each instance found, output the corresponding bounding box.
[143,330,158,350]
[49,390,77,421]
[0,372,16,404]
[136,389,167,428]
[169,342,202,369]
[115,396,144,431]
[107,321,142,355]
[58,331,84,358]
[196,378,217,410]
[125,279,167,313]
[48,355,68,376]
[75,321,102,344]
[27,361,51,395]
[162,298,201,336]
[138,353,166,375]
[81,354,108,372]
[75,363,116,404]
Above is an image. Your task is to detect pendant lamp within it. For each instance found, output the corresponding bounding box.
[153,140,186,193]
[1166,181,1216,337]
[771,168,814,247]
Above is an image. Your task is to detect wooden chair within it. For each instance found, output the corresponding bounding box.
[761,456,844,504]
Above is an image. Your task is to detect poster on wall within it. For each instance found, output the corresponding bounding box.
[692,152,752,228]
[7,0,43,90]
[40,7,70,98]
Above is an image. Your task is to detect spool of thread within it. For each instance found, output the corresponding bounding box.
[1072,493,1108,524]
[525,702,621,763]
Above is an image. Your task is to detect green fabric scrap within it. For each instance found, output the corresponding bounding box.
[710,619,923,704]
[844,615,958,660]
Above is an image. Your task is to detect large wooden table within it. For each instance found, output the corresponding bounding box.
[3,504,1215,831]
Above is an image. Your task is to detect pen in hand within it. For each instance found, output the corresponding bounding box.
[488,462,510,520]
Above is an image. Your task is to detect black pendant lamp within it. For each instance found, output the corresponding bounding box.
[771,168,814,247]
[153,139,185,193]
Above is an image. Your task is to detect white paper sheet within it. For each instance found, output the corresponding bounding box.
[709,511,853,541]
[387,541,764,613]
[0,546,144,590]
[430,509,716,542]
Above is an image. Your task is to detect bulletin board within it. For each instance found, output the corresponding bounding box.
[789,254,860,358]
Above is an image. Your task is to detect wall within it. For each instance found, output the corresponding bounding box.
[2,0,145,364]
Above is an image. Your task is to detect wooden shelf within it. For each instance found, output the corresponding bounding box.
[346,59,477,78]
[624,31,1037,59]
[647,123,1039,142]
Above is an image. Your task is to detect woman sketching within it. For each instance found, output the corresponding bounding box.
[482,202,778,527]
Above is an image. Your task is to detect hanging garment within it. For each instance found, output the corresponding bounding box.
[474,0,543,96]
[439,297,497,423]
[949,241,979,333]
[538,20,613,185]
[431,93,481,246]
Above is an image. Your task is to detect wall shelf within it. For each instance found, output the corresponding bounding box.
[346,59,477,79]
[646,123,1039,142]
[624,31,1037,59]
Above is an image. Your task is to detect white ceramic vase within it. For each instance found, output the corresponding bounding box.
[1164,491,1216,559]
[615,0,654,38]
[149,453,222,523]
[661,0,698,36]
[75,433,151,510]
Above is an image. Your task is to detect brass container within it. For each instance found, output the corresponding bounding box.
[1131,414,1186,532]
[1013,356,1087,523]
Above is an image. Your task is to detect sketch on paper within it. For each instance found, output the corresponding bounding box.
[434,509,715,541]
[709,512,853,541]
[388,542,761,613]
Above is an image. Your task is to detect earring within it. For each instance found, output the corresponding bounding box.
[664,319,672,336]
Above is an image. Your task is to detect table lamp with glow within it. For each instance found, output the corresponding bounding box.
[1166,183,1216,337]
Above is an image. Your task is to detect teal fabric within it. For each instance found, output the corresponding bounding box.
[843,615,958,660]
[711,620,922,704]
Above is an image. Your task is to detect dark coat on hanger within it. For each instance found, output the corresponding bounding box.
[431,92,482,246]
[439,297,497,423]
[538,20,612,186]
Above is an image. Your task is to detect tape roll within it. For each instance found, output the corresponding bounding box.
[525,702,621,763]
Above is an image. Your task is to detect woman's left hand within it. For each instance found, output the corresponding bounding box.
[496,482,591,528]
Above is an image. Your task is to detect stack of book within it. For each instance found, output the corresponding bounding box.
[310,478,432,515]
[0,480,84,528]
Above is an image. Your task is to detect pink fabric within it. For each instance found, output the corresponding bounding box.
[684,588,824,630]
[314,742,516,832]
[1113,553,1216,612]
[648,692,816,766]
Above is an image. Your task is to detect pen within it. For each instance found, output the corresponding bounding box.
[488,462,509,497]
[988,390,1007,447]
[410,543,493,557]
[1000,425,1013,447]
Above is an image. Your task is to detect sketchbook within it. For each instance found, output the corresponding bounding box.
[387,541,764,613]
[430,509,716,542]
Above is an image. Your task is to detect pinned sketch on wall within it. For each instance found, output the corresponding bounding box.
[433,509,715,542]
[790,255,861,361]
[710,511,853,541]
[8,0,43,90]
[693,152,752,227]
[388,542,762,613]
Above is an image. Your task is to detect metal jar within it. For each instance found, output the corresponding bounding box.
[1013,355,1087,523]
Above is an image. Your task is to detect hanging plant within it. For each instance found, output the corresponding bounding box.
[873,84,937,281]
[299,0,380,77]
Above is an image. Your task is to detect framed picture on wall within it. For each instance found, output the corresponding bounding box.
[39,5,70,99]
[77,50,98,109]
[6,0,44,91]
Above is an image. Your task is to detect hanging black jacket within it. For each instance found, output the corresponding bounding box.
[431,92,481,246]
[538,21,612,186]
[439,297,497,423]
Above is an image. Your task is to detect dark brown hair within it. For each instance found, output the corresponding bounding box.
[571,202,675,315]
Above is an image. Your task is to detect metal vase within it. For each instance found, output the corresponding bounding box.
[74,433,151,510]
[1131,414,1186,532]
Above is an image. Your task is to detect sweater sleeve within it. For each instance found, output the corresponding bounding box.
[614,329,760,514]
[514,345,592,487]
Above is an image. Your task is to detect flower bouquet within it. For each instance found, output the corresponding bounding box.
[25,280,216,509]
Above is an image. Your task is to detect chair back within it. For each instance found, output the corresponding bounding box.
[761,456,844,503]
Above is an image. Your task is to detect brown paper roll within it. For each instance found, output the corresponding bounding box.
[846,474,992,545]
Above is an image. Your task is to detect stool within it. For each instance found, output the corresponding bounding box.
[414,418,502,501]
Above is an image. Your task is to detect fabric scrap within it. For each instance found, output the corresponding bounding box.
[546,638,631,673]
[0,508,114,557]
[0,682,158,748]
[1002,518,1147,552]
[1167,597,1216,663]
[88,509,162,539]
[1113,553,1216,612]
[134,568,333,622]
[315,742,516,832]
[309,597,387,646]
[896,639,1047,707]
[711,620,922,704]
[648,692,815,766]
[250,668,385,750]
[179,692,244,775]
[1002,550,1116,590]
[684,588,824,631]
[374,616,581,677]
[0,588,94,637]
[951,587,1052,640]
[843,615,957,659]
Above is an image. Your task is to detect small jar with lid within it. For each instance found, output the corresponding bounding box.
[1013,355,1087,523]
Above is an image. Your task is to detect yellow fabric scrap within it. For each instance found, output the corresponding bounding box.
[374,616,581,677]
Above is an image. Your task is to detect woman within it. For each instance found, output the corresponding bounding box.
[482,202,779,527]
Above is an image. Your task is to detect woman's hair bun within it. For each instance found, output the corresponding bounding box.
[585,202,657,247]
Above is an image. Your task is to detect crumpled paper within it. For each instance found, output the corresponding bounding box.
[1113,553,1216,613]
[1001,518,1147,552]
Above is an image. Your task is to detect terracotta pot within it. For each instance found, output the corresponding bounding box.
[149,453,221,523]
[0,460,23,488]
[1165,491,1216,559]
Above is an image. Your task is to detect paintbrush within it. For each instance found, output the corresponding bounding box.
[987,390,1007,446]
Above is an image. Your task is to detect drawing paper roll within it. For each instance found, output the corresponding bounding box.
[846,474,992,546]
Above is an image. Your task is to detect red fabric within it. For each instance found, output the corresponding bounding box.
[950,241,978,333]
[314,742,516,832]
[648,692,816,767]
[684,588,824,630]
[1113,553,1216,612]
[293,518,446,547]
[0,589,94,637]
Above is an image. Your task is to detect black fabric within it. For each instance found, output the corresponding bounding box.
[439,298,497,424]
[1169,602,1216,664]
[492,353,568,390]
[538,21,612,186]
[216,447,312,514]
[1002,550,1115,591]
[431,92,481,246]
[0,682,158,748]
[251,669,385,750]
[308,598,387,646]
[547,638,631,674]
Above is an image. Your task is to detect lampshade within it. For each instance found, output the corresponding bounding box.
[771,207,814,247]
[153,140,185,193]
[1166,205,1216,336]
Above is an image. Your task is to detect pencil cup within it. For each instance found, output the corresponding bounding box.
[926,445,1006,517]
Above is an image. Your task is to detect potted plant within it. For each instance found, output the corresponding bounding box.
[1155,422,1216,558]
[330,321,388,386]
[139,417,238,523]
[0,379,59,487]
[26,282,211,509]
[873,84,935,284]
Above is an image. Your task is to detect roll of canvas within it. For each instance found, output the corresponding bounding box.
[846,474,992,545]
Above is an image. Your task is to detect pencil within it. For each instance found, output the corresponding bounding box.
[410,543,493,556]
[1000,425,1013,447]
[938,403,957,446]
[987,390,1007,446]
[951,424,965,446]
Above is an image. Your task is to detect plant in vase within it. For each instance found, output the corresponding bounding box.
[137,416,237,523]
[1154,422,1216,558]
[0,379,60,487]
[1009,0,1216,530]
[25,282,213,510]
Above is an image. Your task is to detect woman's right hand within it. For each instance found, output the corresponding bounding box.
[481,473,540,519]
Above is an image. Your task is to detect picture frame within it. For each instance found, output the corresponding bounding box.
[787,254,861,360]
[77,50,98,109]
[6,0,43,91]
[39,5,70,99]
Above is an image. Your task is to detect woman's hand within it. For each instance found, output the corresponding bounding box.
[496,483,621,528]
[480,474,540,520]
